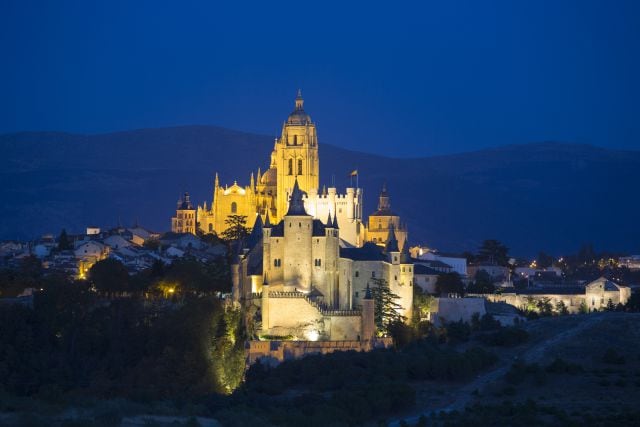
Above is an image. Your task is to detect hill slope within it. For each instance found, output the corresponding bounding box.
[1,126,639,255]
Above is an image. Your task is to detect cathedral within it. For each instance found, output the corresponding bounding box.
[196,90,365,247]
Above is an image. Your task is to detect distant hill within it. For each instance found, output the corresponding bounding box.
[1,126,639,256]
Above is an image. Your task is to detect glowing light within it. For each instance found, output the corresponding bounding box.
[307,330,319,341]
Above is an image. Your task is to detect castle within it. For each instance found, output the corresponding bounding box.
[232,180,414,342]
[170,91,414,360]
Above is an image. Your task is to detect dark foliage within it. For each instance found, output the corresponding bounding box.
[477,326,529,347]
[233,341,497,426]
[0,275,242,401]
[435,272,464,296]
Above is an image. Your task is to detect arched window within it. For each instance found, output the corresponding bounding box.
[298,159,303,175]
[288,159,293,175]
[293,135,297,145]
[208,224,213,232]
[231,202,237,213]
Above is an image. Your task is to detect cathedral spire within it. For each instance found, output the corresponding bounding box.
[295,89,304,110]
[214,173,219,189]
[378,182,390,212]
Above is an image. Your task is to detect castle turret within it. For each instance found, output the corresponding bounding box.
[283,179,314,292]
[261,281,270,332]
[361,284,375,342]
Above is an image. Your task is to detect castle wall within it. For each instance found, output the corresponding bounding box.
[430,297,487,325]
[247,338,394,366]
[325,315,361,341]
[263,294,324,339]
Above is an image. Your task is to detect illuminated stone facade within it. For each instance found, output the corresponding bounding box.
[197,91,365,247]
[366,184,408,251]
[171,192,197,234]
[232,182,413,343]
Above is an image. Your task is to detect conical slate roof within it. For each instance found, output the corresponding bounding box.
[286,179,309,216]
[385,222,399,253]
[245,215,263,250]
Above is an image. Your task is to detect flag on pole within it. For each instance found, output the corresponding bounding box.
[348,169,358,177]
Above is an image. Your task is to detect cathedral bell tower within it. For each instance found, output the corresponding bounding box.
[275,90,320,220]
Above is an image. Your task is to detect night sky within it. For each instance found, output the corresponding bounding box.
[1,0,639,157]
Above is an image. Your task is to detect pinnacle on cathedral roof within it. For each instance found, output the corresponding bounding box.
[326,212,333,228]
[286,179,309,216]
[264,213,272,228]
[332,212,339,229]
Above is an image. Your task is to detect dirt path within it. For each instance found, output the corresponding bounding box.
[388,314,609,427]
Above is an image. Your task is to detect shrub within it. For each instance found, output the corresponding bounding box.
[478,326,529,347]
[545,357,584,374]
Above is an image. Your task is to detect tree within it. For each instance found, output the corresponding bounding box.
[555,300,569,315]
[605,298,616,311]
[412,285,433,321]
[577,243,596,264]
[578,300,589,314]
[370,278,405,336]
[88,258,130,295]
[466,270,495,294]
[435,273,464,297]
[477,239,509,266]
[625,292,640,312]
[536,297,553,316]
[221,215,251,242]
[537,251,553,269]
[57,229,73,251]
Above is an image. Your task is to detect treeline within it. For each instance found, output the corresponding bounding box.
[0,280,245,401]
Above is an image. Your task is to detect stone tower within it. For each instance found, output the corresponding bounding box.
[367,183,408,251]
[171,192,197,234]
[282,179,314,292]
[275,90,320,220]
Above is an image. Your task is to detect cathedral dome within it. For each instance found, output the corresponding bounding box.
[287,89,312,125]
[261,168,277,186]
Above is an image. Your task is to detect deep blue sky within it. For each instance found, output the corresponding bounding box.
[1,0,639,157]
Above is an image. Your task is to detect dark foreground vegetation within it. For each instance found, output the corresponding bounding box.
[212,342,496,426]
[0,258,503,426]
[403,400,640,427]
[2,255,639,426]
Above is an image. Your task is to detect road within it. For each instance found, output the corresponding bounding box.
[388,313,610,427]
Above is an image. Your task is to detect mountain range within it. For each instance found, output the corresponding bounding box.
[1,126,639,256]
